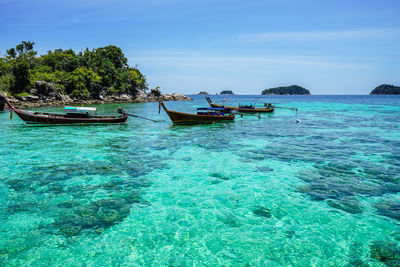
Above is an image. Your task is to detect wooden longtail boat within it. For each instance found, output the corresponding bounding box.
[206,97,274,113]
[160,102,235,124]
[4,98,127,125]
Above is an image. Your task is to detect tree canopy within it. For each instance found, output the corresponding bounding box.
[0,42,148,99]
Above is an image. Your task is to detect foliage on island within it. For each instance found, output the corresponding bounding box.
[198,91,209,95]
[370,84,400,95]
[220,90,234,95]
[262,85,310,95]
[0,41,148,99]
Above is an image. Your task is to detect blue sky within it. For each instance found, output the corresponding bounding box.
[1,0,399,94]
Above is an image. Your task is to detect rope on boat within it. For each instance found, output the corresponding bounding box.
[117,107,165,122]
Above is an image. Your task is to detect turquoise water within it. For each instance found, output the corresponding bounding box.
[0,95,399,266]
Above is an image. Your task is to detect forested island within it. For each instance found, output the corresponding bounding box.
[198,91,209,95]
[262,85,311,95]
[370,84,400,95]
[0,41,190,108]
[220,90,234,95]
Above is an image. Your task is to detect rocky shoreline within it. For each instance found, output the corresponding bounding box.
[0,91,5,111]
[1,82,192,110]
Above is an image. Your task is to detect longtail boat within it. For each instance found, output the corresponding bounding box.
[3,97,127,125]
[206,97,274,113]
[160,102,235,124]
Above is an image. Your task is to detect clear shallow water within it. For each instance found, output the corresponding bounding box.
[0,95,399,266]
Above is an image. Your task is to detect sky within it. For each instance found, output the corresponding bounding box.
[0,0,399,95]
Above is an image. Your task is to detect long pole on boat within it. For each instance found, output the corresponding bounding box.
[273,106,298,111]
[232,111,261,119]
[2,97,14,119]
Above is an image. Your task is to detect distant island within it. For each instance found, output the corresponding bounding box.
[220,90,234,95]
[370,84,400,95]
[198,91,209,95]
[262,85,311,95]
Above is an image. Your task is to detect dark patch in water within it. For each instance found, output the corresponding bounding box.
[218,213,242,227]
[296,183,352,201]
[210,173,230,180]
[3,142,165,238]
[257,166,274,172]
[6,202,38,213]
[285,230,296,239]
[6,179,32,191]
[295,160,400,217]
[253,206,271,218]
[369,240,400,263]
[374,201,400,221]
[54,192,148,237]
[327,197,363,214]
[57,200,80,208]
[348,258,370,267]
[47,183,65,194]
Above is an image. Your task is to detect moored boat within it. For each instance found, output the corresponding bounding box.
[3,98,127,125]
[206,97,274,113]
[160,102,235,124]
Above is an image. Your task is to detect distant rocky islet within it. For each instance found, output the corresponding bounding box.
[262,85,311,95]
[370,84,400,95]
[219,90,234,95]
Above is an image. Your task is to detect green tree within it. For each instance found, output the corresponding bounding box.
[22,41,35,52]
[65,67,102,99]
[6,48,17,58]
[0,42,147,97]
[11,58,30,94]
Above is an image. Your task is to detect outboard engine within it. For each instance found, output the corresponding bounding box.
[118,107,124,114]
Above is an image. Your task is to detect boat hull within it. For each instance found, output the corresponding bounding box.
[13,109,128,125]
[164,109,235,124]
[209,103,274,113]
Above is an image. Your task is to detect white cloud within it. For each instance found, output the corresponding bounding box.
[239,29,400,42]
[131,55,374,69]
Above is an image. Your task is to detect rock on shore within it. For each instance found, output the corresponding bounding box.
[3,81,192,109]
[0,91,6,111]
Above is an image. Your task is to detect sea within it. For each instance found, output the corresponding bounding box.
[0,95,399,266]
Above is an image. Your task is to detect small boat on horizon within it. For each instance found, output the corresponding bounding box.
[3,98,127,125]
[206,97,274,113]
[160,101,235,124]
